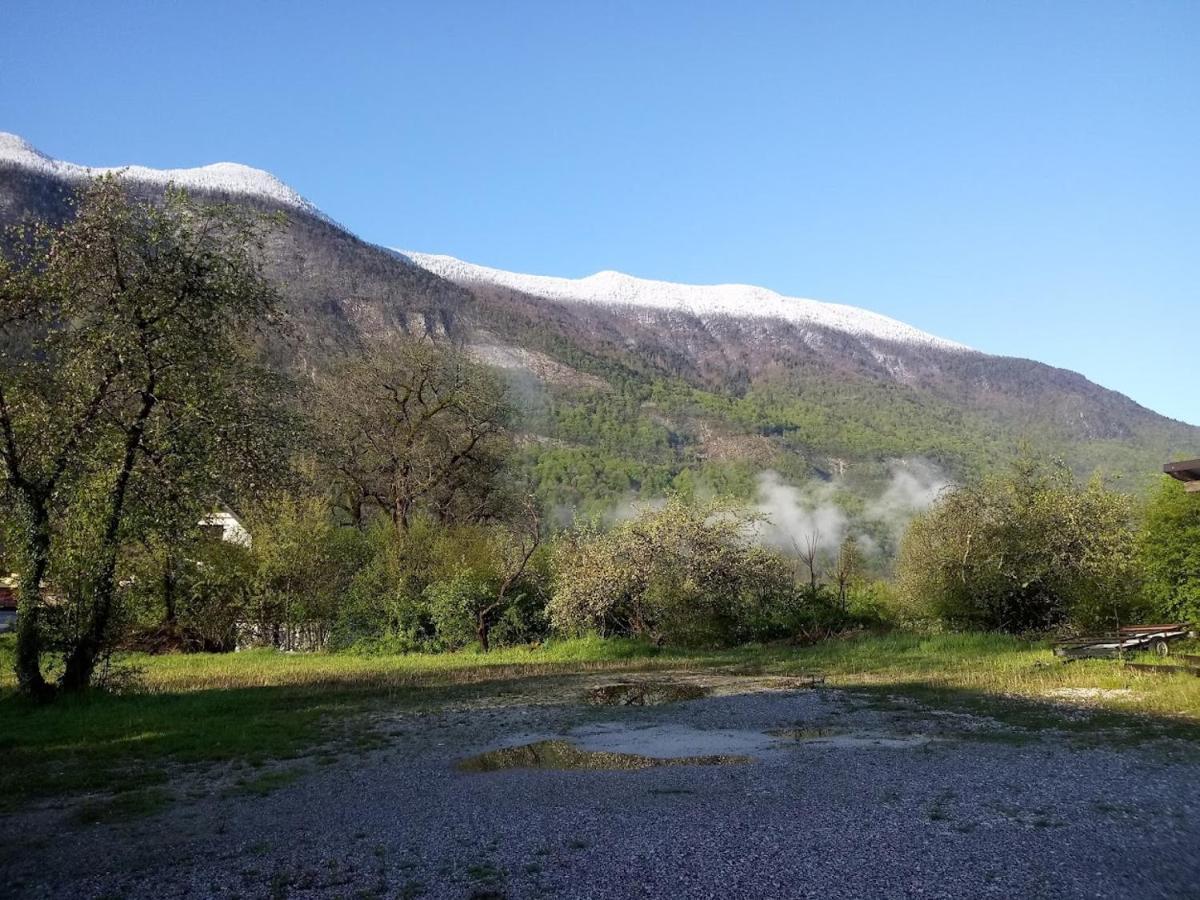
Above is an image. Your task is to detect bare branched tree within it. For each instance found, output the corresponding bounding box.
[792,529,822,592]
[312,339,511,531]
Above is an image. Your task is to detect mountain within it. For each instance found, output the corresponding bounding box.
[1,132,1195,519]
[400,251,971,351]
[0,133,473,368]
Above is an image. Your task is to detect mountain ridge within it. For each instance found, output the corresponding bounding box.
[1,132,1195,498]
[0,131,329,222]
[396,250,974,353]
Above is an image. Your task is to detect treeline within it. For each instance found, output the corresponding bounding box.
[132,496,878,659]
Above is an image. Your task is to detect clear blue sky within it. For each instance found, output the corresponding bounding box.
[3,1,1197,423]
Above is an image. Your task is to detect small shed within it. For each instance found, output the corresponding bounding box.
[1164,459,1200,493]
[199,506,252,547]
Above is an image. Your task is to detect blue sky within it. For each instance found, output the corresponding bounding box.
[3,1,1197,423]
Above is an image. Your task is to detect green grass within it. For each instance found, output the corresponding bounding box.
[1,631,1198,814]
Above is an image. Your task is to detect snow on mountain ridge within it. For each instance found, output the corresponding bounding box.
[399,251,974,352]
[0,132,327,220]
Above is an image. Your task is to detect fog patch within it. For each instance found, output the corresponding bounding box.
[606,495,667,526]
[864,459,951,536]
[752,459,951,557]
[587,459,951,557]
[753,471,848,555]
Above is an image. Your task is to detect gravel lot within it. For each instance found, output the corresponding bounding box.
[4,676,1199,899]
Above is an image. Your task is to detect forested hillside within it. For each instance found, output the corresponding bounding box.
[2,134,1196,535]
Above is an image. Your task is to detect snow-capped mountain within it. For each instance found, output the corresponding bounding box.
[0,131,327,221]
[1,132,1196,484]
[399,251,972,353]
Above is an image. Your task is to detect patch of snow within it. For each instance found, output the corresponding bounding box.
[0,132,328,221]
[398,251,973,352]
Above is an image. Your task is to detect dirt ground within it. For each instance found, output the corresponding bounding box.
[4,674,1199,899]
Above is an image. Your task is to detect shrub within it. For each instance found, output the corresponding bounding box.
[549,497,793,646]
[425,573,497,650]
[896,456,1141,632]
[1140,476,1200,623]
[244,495,371,649]
[177,541,256,652]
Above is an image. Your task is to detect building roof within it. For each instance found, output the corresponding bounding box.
[1164,459,1200,492]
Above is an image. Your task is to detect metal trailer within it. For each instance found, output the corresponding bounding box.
[1053,624,1192,660]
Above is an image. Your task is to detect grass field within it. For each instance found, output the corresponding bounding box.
[1,631,1198,814]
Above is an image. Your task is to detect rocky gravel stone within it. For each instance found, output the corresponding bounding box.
[3,679,1198,899]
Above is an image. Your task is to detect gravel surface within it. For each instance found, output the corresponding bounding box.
[4,676,1199,899]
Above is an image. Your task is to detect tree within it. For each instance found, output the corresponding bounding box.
[424,496,543,651]
[246,495,367,650]
[0,177,287,695]
[550,497,792,646]
[1140,476,1200,623]
[896,454,1140,632]
[794,530,822,593]
[476,496,541,651]
[312,340,511,530]
[833,535,859,613]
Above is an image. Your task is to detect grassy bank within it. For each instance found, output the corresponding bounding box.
[1,632,1198,814]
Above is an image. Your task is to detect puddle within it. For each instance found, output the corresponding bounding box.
[458,740,749,773]
[586,682,711,706]
[460,720,935,774]
[805,734,932,749]
[769,726,932,749]
[573,723,775,758]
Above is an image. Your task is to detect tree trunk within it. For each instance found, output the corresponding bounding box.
[476,614,490,653]
[60,632,101,691]
[15,506,52,699]
[61,538,123,691]
[162,552,178,626]
[61,386,155,692]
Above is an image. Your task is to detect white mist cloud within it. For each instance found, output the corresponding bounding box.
[595,459,952,561]
[753,470,848,555]
[606,495,667,526]
[863,459,951,536]
[751,459,952,559]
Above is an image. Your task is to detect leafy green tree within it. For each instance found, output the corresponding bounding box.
[896,455,1141,632]
[0,177,287,695]
[423,497,544,651]
[245,495,368,649]
[1140,476,1200,623]
[833,535,860,613]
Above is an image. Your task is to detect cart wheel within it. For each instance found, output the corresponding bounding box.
[1153,639,1170,658]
